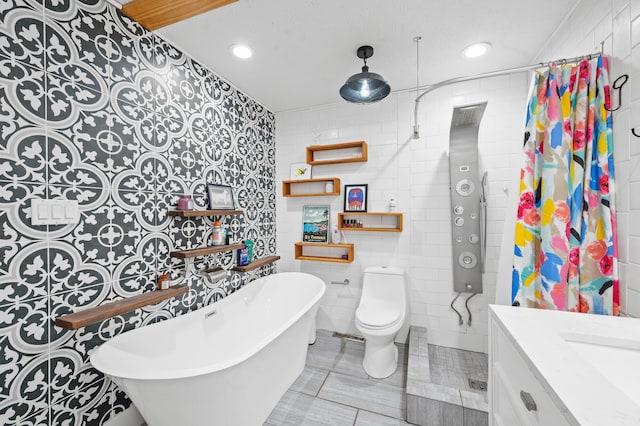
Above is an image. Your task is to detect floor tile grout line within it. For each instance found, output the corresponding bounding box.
[304,334,412,420]
[313,393,407,422]
[309,366,408,391]
[315,368,331,397]
[315,373,407,421]
[319,366,407,390]
[283,389,367,421]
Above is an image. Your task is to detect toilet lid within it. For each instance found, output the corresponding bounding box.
[356,302,401,328]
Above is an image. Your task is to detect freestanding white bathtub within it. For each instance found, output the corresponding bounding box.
[90,272,325,426]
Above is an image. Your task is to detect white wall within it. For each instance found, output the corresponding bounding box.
[535,0,639,316]
[276,74,528,353]
[276,0,640,352]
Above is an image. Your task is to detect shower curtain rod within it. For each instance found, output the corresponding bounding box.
[412,52,600,139]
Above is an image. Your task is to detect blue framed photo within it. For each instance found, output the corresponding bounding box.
[344,184,368,212]
[302,205,329,243]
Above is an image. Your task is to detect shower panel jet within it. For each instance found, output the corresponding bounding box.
[448,101,487,296]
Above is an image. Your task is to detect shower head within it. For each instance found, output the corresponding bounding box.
[451,102,488,128]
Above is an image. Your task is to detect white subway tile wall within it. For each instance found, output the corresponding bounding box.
[277,0,639,351]
[277,81,527,353]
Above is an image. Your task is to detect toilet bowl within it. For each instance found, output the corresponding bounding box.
[355,266,407,378]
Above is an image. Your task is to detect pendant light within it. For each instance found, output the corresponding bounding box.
[339,45,391,103]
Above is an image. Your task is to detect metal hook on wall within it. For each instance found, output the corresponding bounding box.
[632,128,640,138]
[605,74,629,112]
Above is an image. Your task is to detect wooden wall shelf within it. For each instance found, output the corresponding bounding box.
[306,141,368,165]
[55,285,188,330]
[170,243,245,259]
[169,209,243,217]
[231,255,280,272]
[294,242,354,263]
[282,177,340,197]
[338,212,403,232]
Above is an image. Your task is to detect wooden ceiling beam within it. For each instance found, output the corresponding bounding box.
[122,0,238,31]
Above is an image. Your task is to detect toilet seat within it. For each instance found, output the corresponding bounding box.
[356,302,401,329]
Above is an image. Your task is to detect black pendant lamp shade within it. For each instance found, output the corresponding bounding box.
[340,45,391,103]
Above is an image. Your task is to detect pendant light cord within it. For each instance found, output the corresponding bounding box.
[361,49,369,72]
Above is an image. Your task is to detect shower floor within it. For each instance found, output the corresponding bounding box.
[428,345,488,393]
[407,326,488,425]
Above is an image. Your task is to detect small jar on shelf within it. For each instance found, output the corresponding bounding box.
[177,195,194,210]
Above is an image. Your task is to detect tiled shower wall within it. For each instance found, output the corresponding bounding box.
[0,0,275,424]
[276,0,640,351]
[276,75,528,353]
[533,0,640,315]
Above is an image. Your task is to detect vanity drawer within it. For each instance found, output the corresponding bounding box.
[490,321,569,426]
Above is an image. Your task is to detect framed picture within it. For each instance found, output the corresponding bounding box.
[344,184,368,212]
[207,184,235,210]
[302,205,329,243]
[290,162,312,180]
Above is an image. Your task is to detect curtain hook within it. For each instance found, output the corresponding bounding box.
[605,74,629,112]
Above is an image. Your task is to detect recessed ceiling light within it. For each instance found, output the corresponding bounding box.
[230,44,252,59]
[462,42,492,59]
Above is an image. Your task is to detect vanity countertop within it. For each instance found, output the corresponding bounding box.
[490,305,640,425]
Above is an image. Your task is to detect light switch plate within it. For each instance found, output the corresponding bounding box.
[31,199,79,225]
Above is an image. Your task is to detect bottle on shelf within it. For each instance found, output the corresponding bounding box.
[244,240,253,262]
[237,243,249,266]
[157,274,170,290]
[212,220,225,246]
[332,225,341,244]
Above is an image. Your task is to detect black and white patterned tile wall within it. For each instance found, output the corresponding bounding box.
[0,0,276,424]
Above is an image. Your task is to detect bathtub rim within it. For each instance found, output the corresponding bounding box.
[90,272,325,381]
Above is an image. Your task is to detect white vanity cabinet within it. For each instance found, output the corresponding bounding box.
[488,304,640,426]
[489,308,571,426]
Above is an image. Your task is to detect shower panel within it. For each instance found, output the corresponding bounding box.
[449,102,487,295]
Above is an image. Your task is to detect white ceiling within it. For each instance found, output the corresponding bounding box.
[118,0,581,112]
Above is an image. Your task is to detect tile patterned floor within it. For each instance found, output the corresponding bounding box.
[265,330,412,426]
[406,327,488,426]
[427,345,488,394]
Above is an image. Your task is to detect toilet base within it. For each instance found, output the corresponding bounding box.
[362,339,398,379]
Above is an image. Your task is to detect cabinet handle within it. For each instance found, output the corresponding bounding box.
[520,390,537,412]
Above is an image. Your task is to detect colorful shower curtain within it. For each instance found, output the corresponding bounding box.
[512,56,619,315]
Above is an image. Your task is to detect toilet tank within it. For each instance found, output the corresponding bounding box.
[362,267,406,305]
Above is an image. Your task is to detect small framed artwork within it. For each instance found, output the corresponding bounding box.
[290,162,312,180]
[302,205,330,243]
[207,184,235,210]
[344,184,368,212]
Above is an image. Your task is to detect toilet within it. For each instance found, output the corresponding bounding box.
[355,266,407,378]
